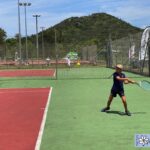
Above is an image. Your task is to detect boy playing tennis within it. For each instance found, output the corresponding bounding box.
[101,64,135,116]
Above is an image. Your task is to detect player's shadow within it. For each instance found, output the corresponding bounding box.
[131,112,146,115]
[105,110,146,116]
[106,110,126,116]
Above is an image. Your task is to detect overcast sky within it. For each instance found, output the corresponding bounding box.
[0,0,150,37]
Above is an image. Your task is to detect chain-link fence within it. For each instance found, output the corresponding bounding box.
[0,28,150,79]
[108,31,150,76]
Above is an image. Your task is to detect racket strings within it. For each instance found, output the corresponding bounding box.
[140,81,150,90]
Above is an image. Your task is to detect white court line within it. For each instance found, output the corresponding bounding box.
[35,87,53,150]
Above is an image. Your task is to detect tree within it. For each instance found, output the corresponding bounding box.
[0,28,6,44]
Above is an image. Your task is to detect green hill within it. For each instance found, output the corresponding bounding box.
[39,13,142,48]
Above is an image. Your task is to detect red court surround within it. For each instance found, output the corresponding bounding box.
[0,69,55,77]
[0,88,50,150]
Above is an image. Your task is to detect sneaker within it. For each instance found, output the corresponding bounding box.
[101,107,110,112]
[125,110,131,116]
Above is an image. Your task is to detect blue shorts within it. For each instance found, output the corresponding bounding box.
[111,89,125,97]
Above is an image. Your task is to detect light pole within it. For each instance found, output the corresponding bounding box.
[40,27,45,59]
[33,15,41,61]
[19,2,31,61]
[17,0,22,61]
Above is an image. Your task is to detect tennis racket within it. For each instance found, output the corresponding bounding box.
[135,80,150,91]
[107,73,113,79]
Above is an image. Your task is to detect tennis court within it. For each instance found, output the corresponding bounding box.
[40,68,150,150]
[0,67,150,150]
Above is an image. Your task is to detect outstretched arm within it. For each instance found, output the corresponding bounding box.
[116,76,135,84]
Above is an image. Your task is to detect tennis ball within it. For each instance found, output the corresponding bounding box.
[77,62,80,66]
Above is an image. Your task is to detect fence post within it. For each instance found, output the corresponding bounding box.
[107,33,113,68]
[55,29,58,80]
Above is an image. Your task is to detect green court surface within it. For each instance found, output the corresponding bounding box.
[0,68,150,150]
